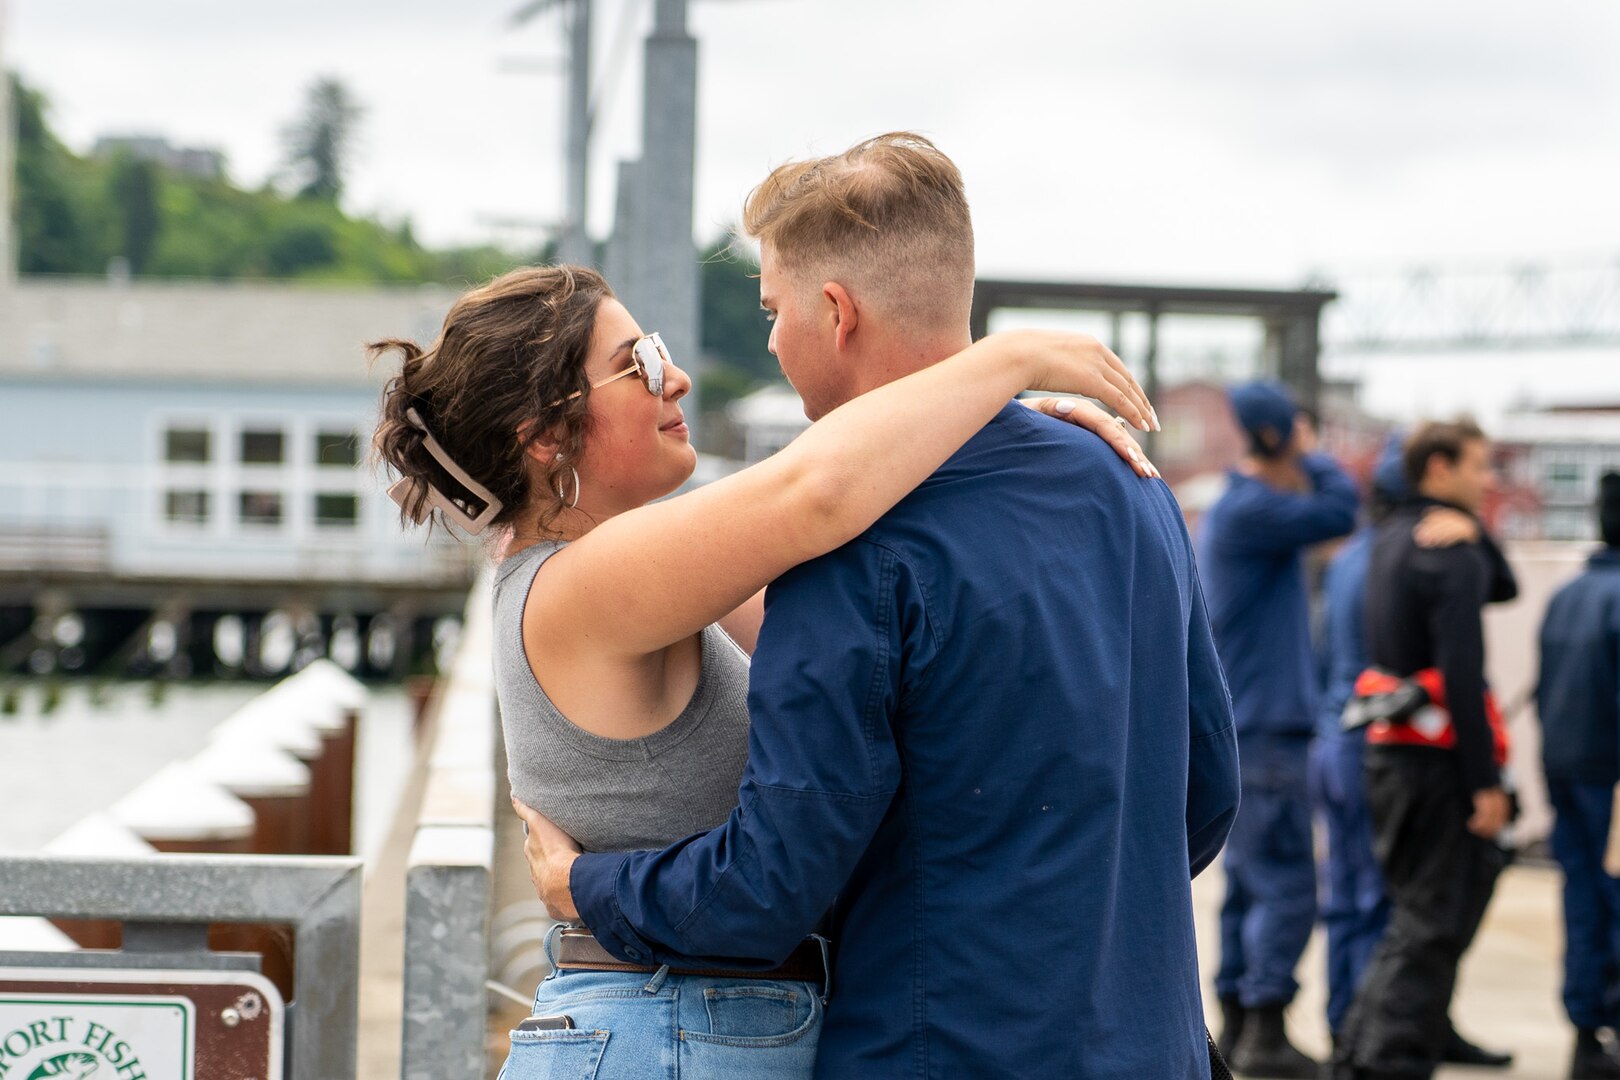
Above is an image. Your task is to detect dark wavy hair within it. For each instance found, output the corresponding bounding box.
[1402,418,1487,491]
[370,265,613,537]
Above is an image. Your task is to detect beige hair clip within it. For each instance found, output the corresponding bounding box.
[387,408,504,535]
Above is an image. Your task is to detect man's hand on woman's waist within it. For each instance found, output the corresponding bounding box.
[513,796,582,921]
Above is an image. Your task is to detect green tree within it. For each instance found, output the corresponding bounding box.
[8,73,521,285]
[697,234,783,414]
[282,78,362,204]
[12,75,104,273]
[265,218,338,275]
[107,154,161,272]
[700,235,775,380]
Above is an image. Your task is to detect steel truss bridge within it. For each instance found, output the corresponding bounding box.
[1319,254,1620,354]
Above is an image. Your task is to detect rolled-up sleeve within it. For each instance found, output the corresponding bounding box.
[1218,453,1359,555]
[571,539,914,968]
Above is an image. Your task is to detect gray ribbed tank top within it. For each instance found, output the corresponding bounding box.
[493,540,752,853]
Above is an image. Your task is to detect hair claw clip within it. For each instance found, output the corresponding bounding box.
[387,407,504,535]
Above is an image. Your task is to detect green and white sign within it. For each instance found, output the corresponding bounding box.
[0,968,281,1080]
[0,994,191,1080]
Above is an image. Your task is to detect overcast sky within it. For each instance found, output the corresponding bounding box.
[9,0,1620,417]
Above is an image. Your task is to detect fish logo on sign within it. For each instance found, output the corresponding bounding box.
[26,1053,101,1080]
[0,1017,149,1080]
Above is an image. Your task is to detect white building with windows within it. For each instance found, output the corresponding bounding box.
[1495,406,1620,542]
[0,277,474,585]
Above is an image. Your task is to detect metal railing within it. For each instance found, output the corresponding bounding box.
[400,571,498,1079]
[0,463,477,586]
[0,572,503,1077]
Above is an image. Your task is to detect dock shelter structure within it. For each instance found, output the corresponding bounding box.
[969,279,1338,417]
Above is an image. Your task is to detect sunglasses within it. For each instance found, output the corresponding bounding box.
[553,333,669,406]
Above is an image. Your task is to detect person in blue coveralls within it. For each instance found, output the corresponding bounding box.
[513,133,1242,1079]
[1198,379,1357,1077]
[1538,471,1620,1079]
[1311,433,1513,1069]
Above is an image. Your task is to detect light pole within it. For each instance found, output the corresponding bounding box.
[510,0,594,266]
[629,0,700,421]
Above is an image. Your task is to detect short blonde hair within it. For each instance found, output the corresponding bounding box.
[743,132,975,328]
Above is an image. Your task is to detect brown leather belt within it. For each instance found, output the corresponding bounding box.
[554,927,826,983]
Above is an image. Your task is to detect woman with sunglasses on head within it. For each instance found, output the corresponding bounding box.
[371,264,1156,1080]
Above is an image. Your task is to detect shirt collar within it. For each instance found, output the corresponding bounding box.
[1590,547,1620,569]
[1408,494,1473,515]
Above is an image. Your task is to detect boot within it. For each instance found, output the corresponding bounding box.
[1442,1025,1512,1068]
[1230,1003,1319,1079]
[1571,1027,1620,1079]
[1217,995,1247,1062]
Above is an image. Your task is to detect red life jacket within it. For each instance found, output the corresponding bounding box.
[1353,666,1509,766]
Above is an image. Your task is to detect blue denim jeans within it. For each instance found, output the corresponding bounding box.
[1309,734,1390,1034]
[498,963,822,1080]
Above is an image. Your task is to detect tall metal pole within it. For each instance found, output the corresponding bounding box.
[558,0,593,265]
[636,0,700,426]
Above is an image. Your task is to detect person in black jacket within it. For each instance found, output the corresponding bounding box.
[1331,419,1519,1080]
[1538,471,1620,1079]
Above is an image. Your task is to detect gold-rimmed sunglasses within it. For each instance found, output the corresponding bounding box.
[551,333,670,406]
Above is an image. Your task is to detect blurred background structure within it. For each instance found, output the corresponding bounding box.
[0,0,1617,1075]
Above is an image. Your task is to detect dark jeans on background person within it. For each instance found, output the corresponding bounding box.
[1310,734,1391,1035]
[1549,778,1620,1031]
[1217,733,1317,1008]
[1333,746,1508,1079]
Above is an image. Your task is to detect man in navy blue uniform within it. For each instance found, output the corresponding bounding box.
[1539,472,1620,1079]
[1312,435,1512,1068]
[517,134,1241,1077]
[1313,437,1405,1040]
[1198,380,1358,1076]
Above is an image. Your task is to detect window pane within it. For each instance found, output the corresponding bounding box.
[315,493,360,527]
[164,489,209,523]
[165,428,210,463]
[316,431,361,467]
[239,490,284,526]
[240,429,285,465]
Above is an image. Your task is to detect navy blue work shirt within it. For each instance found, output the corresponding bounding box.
[570,403,1240,1079]
[1538,547,1620,785]
[1197,453,1359,738]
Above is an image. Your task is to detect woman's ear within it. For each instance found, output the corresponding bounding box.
[516,419,562,465]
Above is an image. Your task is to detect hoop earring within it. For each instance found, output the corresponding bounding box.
[555,466,581,510]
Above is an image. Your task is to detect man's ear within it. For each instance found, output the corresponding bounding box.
[516,419,562,465]
[823,281,859,351]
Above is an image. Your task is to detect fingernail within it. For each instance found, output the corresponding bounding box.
[1129,448,1143,463]
[1138,420,1151,432]
[1055,399,1075,415]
